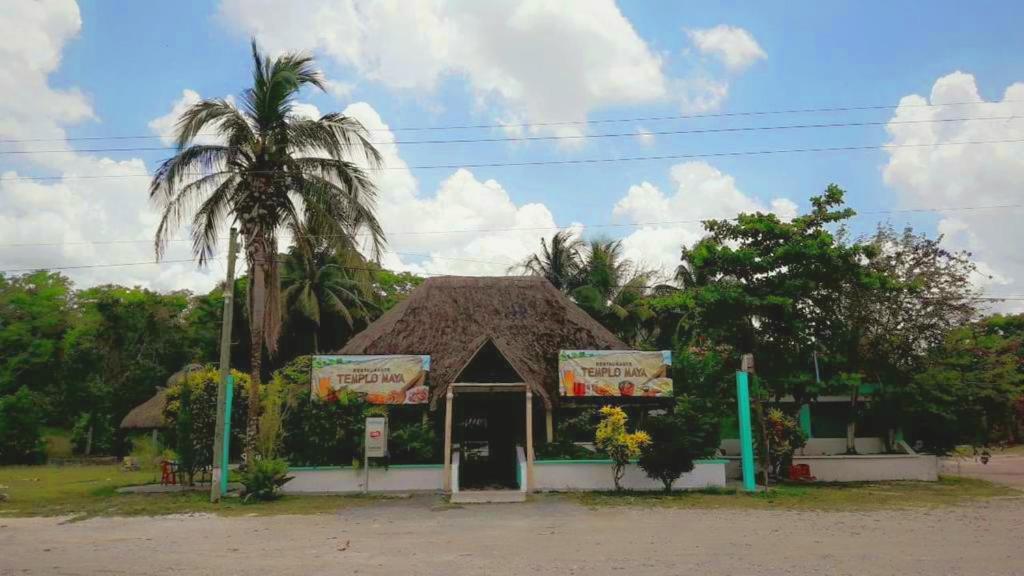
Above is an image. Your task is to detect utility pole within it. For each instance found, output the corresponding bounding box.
[211,228,238,503]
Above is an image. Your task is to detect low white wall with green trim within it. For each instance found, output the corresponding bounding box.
[720,437,886,458]
[792,454,938,482]
[533,459,727,492]
[284,464,444,493]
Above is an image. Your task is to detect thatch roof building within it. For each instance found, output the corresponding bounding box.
[341,276,627,408]
[120,364,202,429]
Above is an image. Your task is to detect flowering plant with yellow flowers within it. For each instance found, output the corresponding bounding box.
[595,405,651,490]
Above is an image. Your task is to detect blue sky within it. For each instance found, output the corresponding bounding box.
[3,0,1023,303]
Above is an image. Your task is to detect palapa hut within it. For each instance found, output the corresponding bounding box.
[120,364,203,443]
[339,276,628,490]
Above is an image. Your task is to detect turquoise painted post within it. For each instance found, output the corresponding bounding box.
[219,375,234,496]
[735,371,756,492]
[798,404,812,438]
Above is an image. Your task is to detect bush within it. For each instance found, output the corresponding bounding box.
[594,405,650,490]
[536,409,598,460]
[761,408,807,478]
[128,434,162,471]
[0,388,46,464]
[388,421,436,464]
[162,366,250,484]
[638,396,722,492]
[240,457,293,502]
[70,412,114,455]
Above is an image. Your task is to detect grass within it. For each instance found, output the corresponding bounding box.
[0,464,381,520]
[573,476,1020,511]
[2,465,1019,519]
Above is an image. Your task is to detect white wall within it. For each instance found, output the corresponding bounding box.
[793,454,938,482]
[720,437,886,457]
[284,466,444,494]
[533,460,727,492]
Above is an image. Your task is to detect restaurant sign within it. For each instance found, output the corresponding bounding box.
[312,355,431,404]
[559,350,672,398]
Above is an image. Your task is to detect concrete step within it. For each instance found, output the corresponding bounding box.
[450,490,526,504]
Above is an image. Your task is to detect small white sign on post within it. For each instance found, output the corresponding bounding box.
[365,417,388,458]
[364,417,388,493]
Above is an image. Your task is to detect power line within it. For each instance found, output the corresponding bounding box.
[1,98,1020,144]
[1,202,1021,248]
[2,115,1019,154]
[3,137,1024,182]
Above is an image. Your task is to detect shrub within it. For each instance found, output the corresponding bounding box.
[257,378,285,460]
[128,434,163,471]
[240,457,293,502]
[594,405,650,490]
[761,408,807,478]
[638,395,722,492]
[162,366,250,484]
[388,420,436,464]
[70,412,114,456]
[536,409,598,460]
[0,388,46,464]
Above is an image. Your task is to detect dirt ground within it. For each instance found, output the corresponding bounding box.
[941,453,1024,489]
[3,494,1024,576]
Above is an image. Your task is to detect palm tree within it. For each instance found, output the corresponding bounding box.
[150,41,384,459]
[514,230,584,292]
[573,239,655,346]
[281,238,375,354]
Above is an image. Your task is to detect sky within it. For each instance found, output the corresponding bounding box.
[1,0,1023,309]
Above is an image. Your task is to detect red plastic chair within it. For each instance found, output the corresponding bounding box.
[788,463,814,481]
[160,460,177,485]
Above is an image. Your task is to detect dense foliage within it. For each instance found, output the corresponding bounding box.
[162,367,251,484]
[240,457,293,502]
[638,396,722,492]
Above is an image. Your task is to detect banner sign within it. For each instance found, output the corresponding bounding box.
[313,355,431,404]
[559,350,672,398]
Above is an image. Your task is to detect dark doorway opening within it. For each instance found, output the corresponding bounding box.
[456,391,524,490]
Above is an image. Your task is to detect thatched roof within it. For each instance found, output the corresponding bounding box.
[340,276,627,408]
[120,388,168,429]
[119,363,203,429]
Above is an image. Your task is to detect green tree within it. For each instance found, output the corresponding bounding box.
[371,269,424,312]
[905,316,1024,452]
[150,41,384,459]
[572,239,655,346]
[281,240,374,354]
[62,285,192,444]
[0,272,74,407]
[515,230,585,292]
[678,186,877,406]
[0,387,46,464]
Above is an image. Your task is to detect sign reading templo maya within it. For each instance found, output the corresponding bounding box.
[312,355,431,404]
[559,350,672,397]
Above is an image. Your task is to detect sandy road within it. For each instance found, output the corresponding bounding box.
[2,495,1024,576]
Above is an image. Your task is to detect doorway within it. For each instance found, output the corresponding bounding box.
[456,391,524,489]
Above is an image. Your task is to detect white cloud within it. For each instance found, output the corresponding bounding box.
[635,126,655,147]
[341,102,558,276]
[148,89,201,146]
[687,25,767,72]
[613,161,797,276]
[219,0,762,135]
[882,71,1024,306]
[0,1,220,293]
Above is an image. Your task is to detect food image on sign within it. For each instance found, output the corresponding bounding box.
[559,350,672,398]
[313,355,430,404]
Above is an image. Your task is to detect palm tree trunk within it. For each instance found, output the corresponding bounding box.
[245,242,268,465]
[312,330,319,355]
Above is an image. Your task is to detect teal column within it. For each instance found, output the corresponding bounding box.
[798,404,812,438]
[219,375,234,496]
[735,371,756,492]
